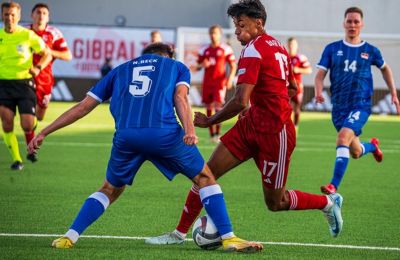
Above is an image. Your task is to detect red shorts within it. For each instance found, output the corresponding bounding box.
[220,116,296,189]
[202,86,226,104]
[36,84,52,109]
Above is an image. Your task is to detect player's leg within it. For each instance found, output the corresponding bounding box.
[35,86,52,121]
[291,92,302,133]
[53,132,143,248]
[321,110,371,194]
[351,136,382,162]
[0,105,23,169]
[192,164,263,252]
[17,81,38,162]
[258,123,343,237]
[175,143,243,235]
[213,88,226,142]
[20,113,37,162]
[52,180,126,248]
[146,143,243,245]
[321,127,354,194]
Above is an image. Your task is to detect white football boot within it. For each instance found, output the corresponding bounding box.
[323,193,344,237]
[145,231,185,245]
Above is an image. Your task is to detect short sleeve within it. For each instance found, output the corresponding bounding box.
[371,46,385,69]
[316,45,332,71]
[237,44,261,85]
[176,62,191,89]
[88,69,116,102]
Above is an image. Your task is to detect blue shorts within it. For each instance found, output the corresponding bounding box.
[106,128,205,187]
[332,109,370,136]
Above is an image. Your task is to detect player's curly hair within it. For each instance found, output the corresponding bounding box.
[227,0,267,25]
[142,43,174,58]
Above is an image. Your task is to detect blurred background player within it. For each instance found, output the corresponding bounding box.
[146,0,343,245]
[0,1,51,170]
[192,25,237,143]
[100,57,113,78]
[287,37,312,134]
[28,2,71,162]
[150,30,162,43]
[315,7,400,194]
[28,43,263,253]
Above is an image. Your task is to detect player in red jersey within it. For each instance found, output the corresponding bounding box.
[146,0,344,245]
[287,37,312,133]
[27,3,72,162]
[192,25,237,143]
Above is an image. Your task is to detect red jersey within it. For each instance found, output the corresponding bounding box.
[29,24,69,88]
[237,34,294,134]
[290,53,310,85]
[197,43,235,89]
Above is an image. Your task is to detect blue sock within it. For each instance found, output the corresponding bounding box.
[360,142,376,157]
[69,192,110,238]
[330,146,350,189]
[199,184,233,239]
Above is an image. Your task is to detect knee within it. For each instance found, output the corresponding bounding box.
[99,182,125,204]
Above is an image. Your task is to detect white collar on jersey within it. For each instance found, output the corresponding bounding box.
[342,39,366,47]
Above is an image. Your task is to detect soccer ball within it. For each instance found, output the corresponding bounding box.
[192,215,222,250]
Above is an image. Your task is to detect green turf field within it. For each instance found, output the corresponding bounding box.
[0,102,399,259]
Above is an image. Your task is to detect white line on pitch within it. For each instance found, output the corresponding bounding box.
[0,233,399,252]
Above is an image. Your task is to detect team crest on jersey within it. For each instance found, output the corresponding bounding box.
[337,50,343,56]
[17,44,24,53]
[360,52,369,60]
[216,50,222,56]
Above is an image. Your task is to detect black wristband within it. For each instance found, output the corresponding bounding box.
[35,64,42,71]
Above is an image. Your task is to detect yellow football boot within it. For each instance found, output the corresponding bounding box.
[222,236,263,253]
[51,237,74,249]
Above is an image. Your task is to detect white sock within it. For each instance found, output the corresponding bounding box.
[65,229,80,243]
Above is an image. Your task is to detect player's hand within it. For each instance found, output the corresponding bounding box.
[28,133,45,154]
[183,133,198,145]
[392,94,400,115]
[202,59,211,68]
[315,94,325,104]
[238,107,249,119]
[194,112,211,128]
[226,79,233,90]
[29,66,41,77]
[288,88,297,98]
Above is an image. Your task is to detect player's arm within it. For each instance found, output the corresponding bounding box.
[174,85,198,145]
[51,48,72,61]
[28,96,99,153]
[288,79,298,98]
[226,60,237,90]
[314,68,327,103]
[194,83,253,128]
[380,64,400,114]
[29,47,52,77]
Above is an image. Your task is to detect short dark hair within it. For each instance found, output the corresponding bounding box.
[287,37,296,43]
[344,6,363,19]
[227,0,267,25]
[32,3,49,13]
[2,2,21,12]
[142,43,174,58]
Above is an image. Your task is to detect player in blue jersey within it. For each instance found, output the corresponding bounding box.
[28,43,263,253]
[314,7,400,194]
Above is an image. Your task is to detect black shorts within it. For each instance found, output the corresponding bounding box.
[0,79,36,115]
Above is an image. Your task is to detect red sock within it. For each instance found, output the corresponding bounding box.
[176,185,203,234]
[288,190,327,210]
[24,131,35,146]
[294,113,300,126]
[206,108,214,137]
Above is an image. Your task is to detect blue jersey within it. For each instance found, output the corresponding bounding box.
[88,54,191,129]
[317,40,384,112]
